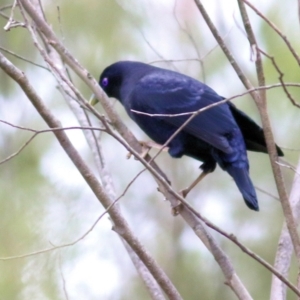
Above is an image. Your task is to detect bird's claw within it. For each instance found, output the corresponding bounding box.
[171,202,183,216]
[179,188,189,198]
[126,141,153,159]
[172,189,190,215]
[126,152,133,159]
[126,140,168,159]
[139,141,152,158]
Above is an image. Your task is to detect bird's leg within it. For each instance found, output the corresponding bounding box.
[180,171,209,198]
[172,172,208,216]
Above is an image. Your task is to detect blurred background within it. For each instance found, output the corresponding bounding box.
[0,0,300,299]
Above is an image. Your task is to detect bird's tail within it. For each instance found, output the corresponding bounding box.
[226,166,259,211]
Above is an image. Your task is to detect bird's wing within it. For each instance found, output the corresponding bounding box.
[128,72,239,154]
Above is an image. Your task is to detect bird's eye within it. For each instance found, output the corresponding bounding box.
[102,77,109,87]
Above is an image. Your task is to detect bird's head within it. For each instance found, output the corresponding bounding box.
[90,61,153,106]
[89,63,124,106]
[90,62,131,106]
[98,64,124,100]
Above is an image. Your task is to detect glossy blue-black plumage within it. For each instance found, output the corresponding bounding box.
[98,61,283,211]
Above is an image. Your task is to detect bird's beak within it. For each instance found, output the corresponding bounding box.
[89,94,99,106]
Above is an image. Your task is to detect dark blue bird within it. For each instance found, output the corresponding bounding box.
[93,61,283,211]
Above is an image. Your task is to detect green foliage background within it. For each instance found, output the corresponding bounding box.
[0,0,299,299]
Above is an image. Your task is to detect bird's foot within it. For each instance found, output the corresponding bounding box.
[171,189,189,215]
[127,140,168,159]
[126,151,133,159]
[140,140,168,157]
[126,141,151,159]
[139,141,152,158]
[171,201,183,216]
[179,188,189,198]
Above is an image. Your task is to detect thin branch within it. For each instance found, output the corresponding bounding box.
[243,0,300,66]
[173,0,205,79]
[193,0,254,92]
[0,120,110,165]
[3,0,25,30]
[139,30,172,67]
[277,162,300,176]
[58,252,69,300]
[149,58,209,65]
[0,11,9,20]
[130,81,300,118]
[0,166,147,262]
[255,185,279,201]
[0,4,13,11]
[182,204,300,297]
[0,207,109,260]
[259,49,300,108]
[0,46,49,70]
[280,147,300,152]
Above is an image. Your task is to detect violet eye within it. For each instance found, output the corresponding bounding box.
[102,77,109,87]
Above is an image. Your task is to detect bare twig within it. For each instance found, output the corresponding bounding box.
[173,0,205,79]
[0,124,107,166]
[243,0,300,66]
[3,0,25,30]
[0,207,109,260]
[0,11,9,20]
[193,0,254,92]
[130,81,300,118]
[255,185,279,201]
[0,4,13,11]
[259,49,300,108]
[276,161,300,176]
[280,147,300,152]
[58,253,69,300]
[0,46,49,70]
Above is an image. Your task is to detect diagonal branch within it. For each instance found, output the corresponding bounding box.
[237,0,300,283]
[194,0,300,269]
[0,52,182,300]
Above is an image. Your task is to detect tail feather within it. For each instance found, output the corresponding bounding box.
[227,166,259,211]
